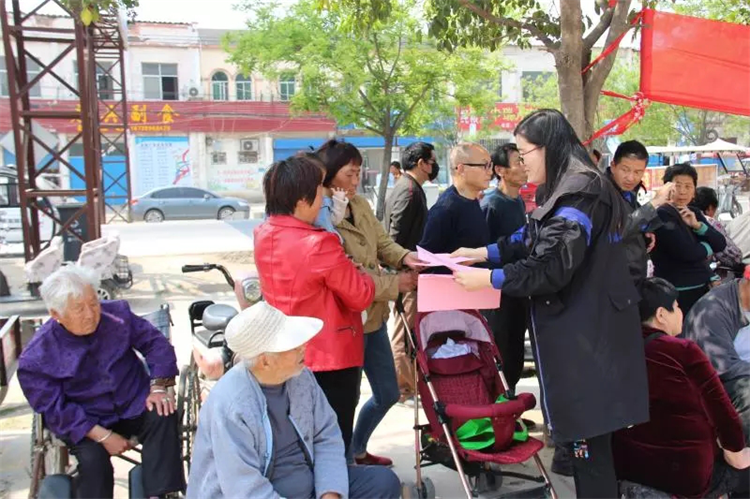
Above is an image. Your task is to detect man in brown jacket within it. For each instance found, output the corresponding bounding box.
[384,142,438,403]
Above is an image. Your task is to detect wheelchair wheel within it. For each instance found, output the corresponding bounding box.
[177,364,201,475]
[30,413,70,498]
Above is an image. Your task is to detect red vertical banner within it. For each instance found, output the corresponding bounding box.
[640,9,750,116]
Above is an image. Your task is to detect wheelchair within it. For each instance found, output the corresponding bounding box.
[28,304,192,499]
[175,263,262,475]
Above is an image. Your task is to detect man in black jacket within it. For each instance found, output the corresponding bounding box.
[606,140,673,288]
[384,141,438,402]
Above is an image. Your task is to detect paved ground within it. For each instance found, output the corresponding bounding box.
[0,250,573,499]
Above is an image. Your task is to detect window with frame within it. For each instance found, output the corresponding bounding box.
[96,62,116,100]
[236,74,252,101]
[279,74,296,101]
[0,181,20,208]
[73,61,116,99]
[0,56,41,97]
[238,151,259,164]
[211,71,229,101]
[211,151,227,165]
[143,63,178,100]
[521,71,553,102]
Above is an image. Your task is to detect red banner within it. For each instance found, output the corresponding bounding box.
[640,9,750,116]
[458,103,534,133]
[0,99,336,135]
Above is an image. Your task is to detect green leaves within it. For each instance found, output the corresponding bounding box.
[60,0,138,25]
[228,0,502,140]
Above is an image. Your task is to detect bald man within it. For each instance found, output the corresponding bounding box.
[419,142,492,274]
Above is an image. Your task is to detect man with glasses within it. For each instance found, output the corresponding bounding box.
[419,142,492,273]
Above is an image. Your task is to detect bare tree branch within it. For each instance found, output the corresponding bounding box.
[583,0,615,50]
[385,33,403,84]
[358,88,380,116]
[393,84,432,129]
[457,0,556,49]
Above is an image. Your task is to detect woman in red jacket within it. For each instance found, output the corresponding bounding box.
[254,155,376,454]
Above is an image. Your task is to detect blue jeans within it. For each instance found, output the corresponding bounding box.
[351,323,400,457]
[347,465,401,498]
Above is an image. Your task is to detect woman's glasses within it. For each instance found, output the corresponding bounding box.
[518,146,542,164]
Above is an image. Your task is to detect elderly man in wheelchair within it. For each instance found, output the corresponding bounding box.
[17,266,185,499]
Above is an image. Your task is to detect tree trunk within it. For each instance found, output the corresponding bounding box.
[555,0,585,138]
[375,132,395,220]
[556,0,634,142]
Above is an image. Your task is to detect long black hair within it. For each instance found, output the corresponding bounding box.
[514,109,625,234]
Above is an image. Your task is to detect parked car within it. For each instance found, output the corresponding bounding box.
[131,187,250,223]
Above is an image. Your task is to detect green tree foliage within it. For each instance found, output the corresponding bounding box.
[227,0,502,218]
[664,0,750,24]
[60,0,138,25]
[322,0,658,142]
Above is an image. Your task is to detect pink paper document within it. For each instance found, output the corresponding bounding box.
[418,274,501,312]
[416,245,481,272]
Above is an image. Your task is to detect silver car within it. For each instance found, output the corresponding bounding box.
[131,187,250,223]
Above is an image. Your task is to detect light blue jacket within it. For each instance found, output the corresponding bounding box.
[186,364,348,499]
[313,196,344,243]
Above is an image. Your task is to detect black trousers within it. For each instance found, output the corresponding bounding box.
[314,366,361,456]
[567,432,618,498]
[677,284,710,315]
[68,410,184,499]
[482,295,528,391]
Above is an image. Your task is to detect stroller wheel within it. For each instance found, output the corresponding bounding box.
[401,478,436,499]
[476,471,503,493]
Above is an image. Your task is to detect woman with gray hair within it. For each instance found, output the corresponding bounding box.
[17,265,184,499]
[187,301,401,499]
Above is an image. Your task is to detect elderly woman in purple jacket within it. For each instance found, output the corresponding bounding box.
[17,266,184,499]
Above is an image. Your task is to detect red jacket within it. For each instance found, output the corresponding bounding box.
[253,215,375,371]
[613,327,745,498]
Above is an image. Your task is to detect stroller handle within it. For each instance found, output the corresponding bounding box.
[395,293,406,315]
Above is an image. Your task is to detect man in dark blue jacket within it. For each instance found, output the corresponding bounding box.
[481,143,528,393]
[419,142,492,272]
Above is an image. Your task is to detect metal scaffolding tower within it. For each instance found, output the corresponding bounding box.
[0,0,131,262]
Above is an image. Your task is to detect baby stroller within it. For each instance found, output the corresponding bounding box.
[396,299,557,499]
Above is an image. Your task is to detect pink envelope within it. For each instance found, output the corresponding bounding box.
[417,274,501,312]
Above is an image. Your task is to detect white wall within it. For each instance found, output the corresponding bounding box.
[202,132,272,196]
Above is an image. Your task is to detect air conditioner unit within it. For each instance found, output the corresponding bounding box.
[205,137,214,147]
[241,139,260,152]
[187,86,201,99]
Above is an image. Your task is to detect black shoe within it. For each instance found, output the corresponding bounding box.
[551,445,574,477]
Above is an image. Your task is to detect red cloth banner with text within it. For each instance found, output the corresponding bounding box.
[640,9,750,116]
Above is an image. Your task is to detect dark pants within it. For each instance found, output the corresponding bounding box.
[483,295,528,391]
[708,457,750,498]
[724,375,750,446]
[68,410,184,499]
[567,433,618,499]
[348,464,401,499]
[677,284,710,315]
[314,367,361,456]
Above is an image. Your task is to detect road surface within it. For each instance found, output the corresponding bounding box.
[106,219,261,257]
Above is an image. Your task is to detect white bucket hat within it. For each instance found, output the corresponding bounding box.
[225,301,323,360]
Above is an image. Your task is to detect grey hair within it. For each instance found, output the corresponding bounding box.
[243,352,278,371]
[39,265,100,314]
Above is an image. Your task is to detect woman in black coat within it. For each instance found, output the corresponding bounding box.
[452,109,649,498]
